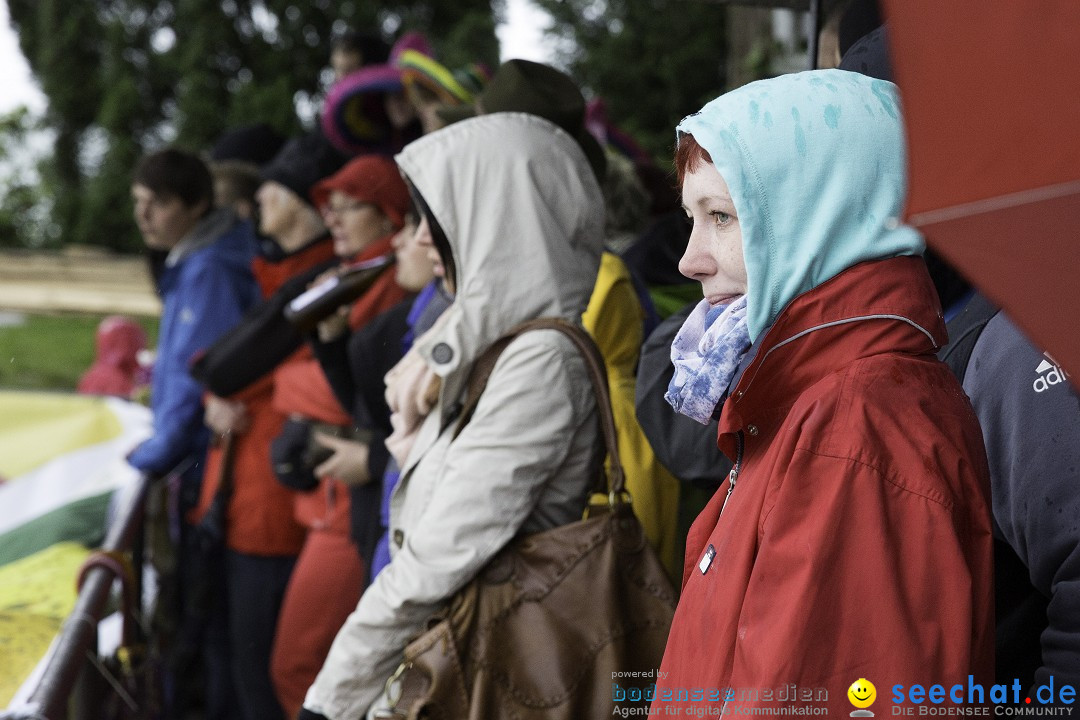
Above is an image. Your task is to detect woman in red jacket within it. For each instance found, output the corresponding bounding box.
[651,70,994,716]
[268,153,411,719]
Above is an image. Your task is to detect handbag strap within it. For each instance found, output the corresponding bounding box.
[452,317,626,497]
[216,430,237,502]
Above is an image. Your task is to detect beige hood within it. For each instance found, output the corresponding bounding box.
[395,112,604,408]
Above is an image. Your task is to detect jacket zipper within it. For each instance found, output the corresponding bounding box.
[717,433,743,720]
[718,430,744,517]
[698,431,743,577]
[716,432,741,720]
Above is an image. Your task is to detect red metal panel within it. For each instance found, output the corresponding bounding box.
[921,193,1080,385]
[882,0,1080,215]
[882,0,1080,385]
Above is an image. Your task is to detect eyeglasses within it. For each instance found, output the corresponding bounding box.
[324,200,373,215]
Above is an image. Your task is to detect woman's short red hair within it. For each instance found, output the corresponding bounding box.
[674,132,713,187]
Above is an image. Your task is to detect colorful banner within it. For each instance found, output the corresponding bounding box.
[0,391,151,708]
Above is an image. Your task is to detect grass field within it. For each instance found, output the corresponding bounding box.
[0,312,159,391]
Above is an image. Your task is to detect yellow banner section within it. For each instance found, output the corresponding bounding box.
[0,542,90,707]
[0,392,123,478]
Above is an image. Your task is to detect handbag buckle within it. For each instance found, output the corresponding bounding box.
[384,659,413,709]
[608,489,633,507]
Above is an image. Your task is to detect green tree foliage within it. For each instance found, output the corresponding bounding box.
[531,0,728,163]
[5,0,501,252]
[0,107,52,249]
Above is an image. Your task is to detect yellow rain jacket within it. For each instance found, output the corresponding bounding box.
[584,251,681,579]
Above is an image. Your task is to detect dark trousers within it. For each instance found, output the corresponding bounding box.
[225,549,297,720]
[166,521,239,720]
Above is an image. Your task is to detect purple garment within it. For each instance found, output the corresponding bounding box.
[370,280,451,581]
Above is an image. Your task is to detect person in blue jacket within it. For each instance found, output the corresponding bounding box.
[128,148,260,500]
[128,147,260,720]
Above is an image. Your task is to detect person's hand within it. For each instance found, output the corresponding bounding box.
[312,432,371,486]
[316,304,350,343]
[310,266,341,287]
[204,395,250,435]
[305,266,351,341]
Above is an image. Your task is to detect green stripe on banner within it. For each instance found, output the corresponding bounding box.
[0,491,112,566]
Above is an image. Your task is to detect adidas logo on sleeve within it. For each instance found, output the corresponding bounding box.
[1033,356,1068,393]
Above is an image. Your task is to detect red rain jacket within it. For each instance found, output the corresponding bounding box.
[652,257,994,715]
[77,316,147,398]
[192,239,335,556]
[272,233,407,533]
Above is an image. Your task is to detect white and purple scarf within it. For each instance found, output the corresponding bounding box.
[665,295,751,425]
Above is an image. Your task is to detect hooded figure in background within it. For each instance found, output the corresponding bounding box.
[77,315,149,398]
[301,112,605,719]
[653,70,994,714]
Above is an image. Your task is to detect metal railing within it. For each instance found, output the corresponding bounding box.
[1,472,152,720]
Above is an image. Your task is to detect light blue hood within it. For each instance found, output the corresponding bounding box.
[677,69,923,342]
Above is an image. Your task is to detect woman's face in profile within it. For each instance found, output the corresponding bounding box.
[414,214,455,293]
[323,189,391,258]
[679,161,748,308]
[254,181,304,245]
[392,213,436,292]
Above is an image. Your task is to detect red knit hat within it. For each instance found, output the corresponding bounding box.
[310,154,411,229]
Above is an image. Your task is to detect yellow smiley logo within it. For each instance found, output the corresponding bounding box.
[848,678,876,709]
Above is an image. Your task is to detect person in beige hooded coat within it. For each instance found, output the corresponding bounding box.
[300,112,606,719]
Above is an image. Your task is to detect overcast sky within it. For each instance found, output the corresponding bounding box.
[0,0,555,116]
[0,0,43,114]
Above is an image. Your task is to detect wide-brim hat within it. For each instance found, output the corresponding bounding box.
[397,49,476,106]
[310,154,411,229]
[435,59,606,182]
[322,64,403,156]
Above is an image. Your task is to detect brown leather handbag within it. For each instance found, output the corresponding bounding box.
[375,318,677,720]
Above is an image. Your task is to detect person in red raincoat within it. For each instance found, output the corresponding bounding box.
[649,69,994,716]
[268,153,411,719]
[77,315,149,398]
